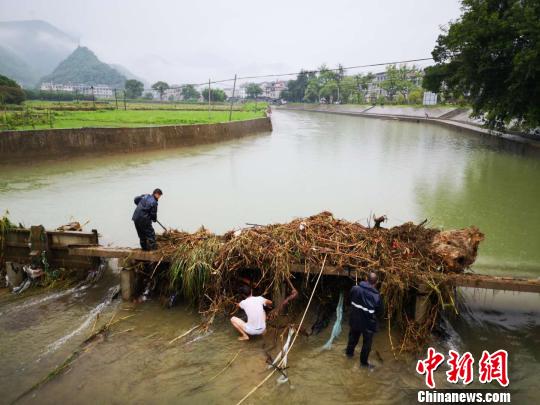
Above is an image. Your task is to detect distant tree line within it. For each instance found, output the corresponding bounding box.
[24,88,94,102]
[280,64,423,105]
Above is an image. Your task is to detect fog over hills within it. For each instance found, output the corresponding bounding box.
[0,20,77,85]
[0,19,144,88]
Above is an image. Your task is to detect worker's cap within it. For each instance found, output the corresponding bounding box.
[153,188,163,195]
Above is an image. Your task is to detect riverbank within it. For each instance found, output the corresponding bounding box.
[0,116,272,161]
[277,104,540,148]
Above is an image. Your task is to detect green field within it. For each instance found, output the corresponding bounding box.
[22,100,247,111]
[1,104,267,131]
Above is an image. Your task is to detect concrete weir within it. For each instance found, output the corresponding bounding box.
[0,117,272,161]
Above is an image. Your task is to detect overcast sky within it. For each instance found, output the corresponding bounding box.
[0,0,462,85]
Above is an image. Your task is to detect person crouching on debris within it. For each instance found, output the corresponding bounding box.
[346,271,383,368]
[231,285,273,341]
[132,188,163,251]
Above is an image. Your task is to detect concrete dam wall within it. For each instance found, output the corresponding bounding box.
[0,117,272,161]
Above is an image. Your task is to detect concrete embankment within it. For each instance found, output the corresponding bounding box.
[278,104,540,148]
[0,117,272,161]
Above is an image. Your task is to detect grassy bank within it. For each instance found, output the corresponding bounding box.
[1,103,267,131]
[22,100,250,111]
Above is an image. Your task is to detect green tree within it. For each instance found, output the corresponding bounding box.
[319,80,339,103]
[181,84,200,101]
[245,83,263,99]
[0,74,26,104]
[125,79,144,99]
[282,70,312,102]
[339,76,358,103]
[354,73,375,103]
[201,88,227,102]
[423,0,540,129]
[151,81,169,101]
[303,77,320,102]
[408,89,423,105]
[143,92,154,100]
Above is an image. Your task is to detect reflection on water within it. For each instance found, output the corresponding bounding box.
[1,110,540,276]
[1,110,540,404]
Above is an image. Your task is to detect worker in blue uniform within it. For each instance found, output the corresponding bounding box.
[346,272,383,368]
[132,188,162,251]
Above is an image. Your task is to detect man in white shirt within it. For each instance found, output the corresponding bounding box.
[230,286,273,341]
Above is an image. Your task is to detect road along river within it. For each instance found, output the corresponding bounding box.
[0,110,539,403]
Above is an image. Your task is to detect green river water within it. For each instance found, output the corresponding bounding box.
[0,110,539,404]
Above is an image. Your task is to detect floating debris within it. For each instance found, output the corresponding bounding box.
[154,211,483,352]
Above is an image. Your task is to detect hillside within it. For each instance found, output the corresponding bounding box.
[0,20,77,86]
[41,47,127,88]
[0,46,40,87]
[109,64,148,87]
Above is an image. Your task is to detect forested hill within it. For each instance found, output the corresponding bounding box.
[41,46,127,88]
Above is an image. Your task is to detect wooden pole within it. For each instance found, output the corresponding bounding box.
[229,74,237,121]
[208,78,211,119]
[124,90,127,111]
[114,89,118,110]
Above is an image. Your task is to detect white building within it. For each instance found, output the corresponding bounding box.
[423,91,438,105]
[222,85,246,99]
[40,82,114,99]
[260,81,287,99]
[163,86,183,101]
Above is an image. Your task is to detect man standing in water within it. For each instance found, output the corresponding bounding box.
[231,285,272,341]
[346,272,382,368]
[132,188,163,251]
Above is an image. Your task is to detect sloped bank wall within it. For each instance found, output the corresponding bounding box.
[0,117,272,161]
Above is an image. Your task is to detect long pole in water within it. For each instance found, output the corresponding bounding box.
[229,74,237,122]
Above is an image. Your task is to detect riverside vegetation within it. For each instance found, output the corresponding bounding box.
[0,102,267,131]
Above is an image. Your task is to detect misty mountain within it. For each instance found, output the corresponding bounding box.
[0,20,77,86]
[41,46,127,88]
[0,46,40,86]
[109,64,148,87]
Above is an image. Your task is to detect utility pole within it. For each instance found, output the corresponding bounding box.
[91,86,96,109]
[123,90,127,111]
[114,88,118,109]
[356,76,360,104]
[208,78,211,119]
[228,74,237,121]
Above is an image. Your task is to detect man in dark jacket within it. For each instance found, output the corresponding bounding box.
[132,188,162,250]
[346,272,383,368]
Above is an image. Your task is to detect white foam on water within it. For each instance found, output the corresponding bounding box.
[43,285,119,355]
[0,284,89,318]
[440,316,463,353]
[185,330,213,345]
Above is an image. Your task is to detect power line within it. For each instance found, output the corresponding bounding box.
[149,57,434,91]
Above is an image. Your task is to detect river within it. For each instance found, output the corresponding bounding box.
[0,109,539,404]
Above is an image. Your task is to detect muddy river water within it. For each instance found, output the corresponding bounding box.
[1,110,539,403]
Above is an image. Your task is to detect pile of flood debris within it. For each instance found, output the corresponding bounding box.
[155,212,484,352]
